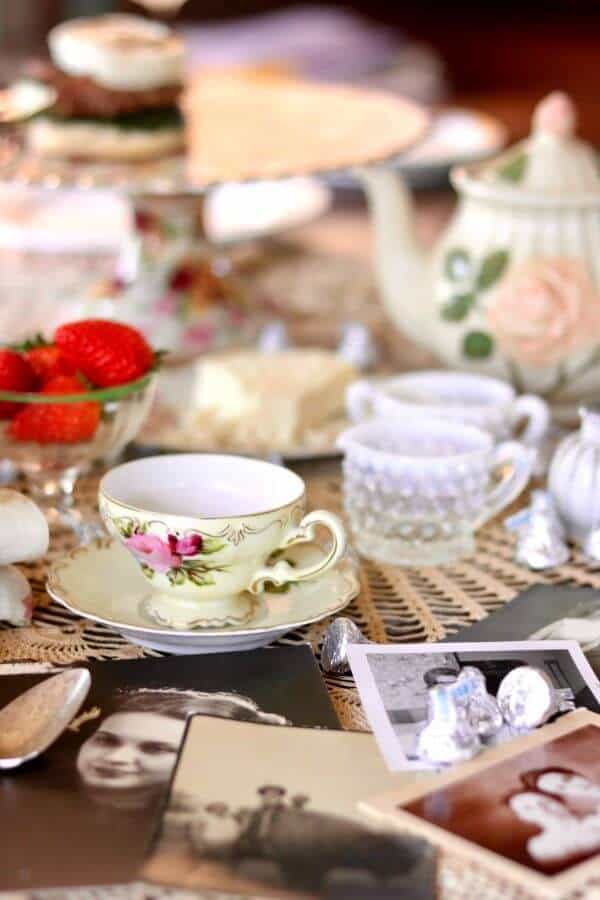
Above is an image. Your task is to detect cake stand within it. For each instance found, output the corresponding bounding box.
[0,77,429,356]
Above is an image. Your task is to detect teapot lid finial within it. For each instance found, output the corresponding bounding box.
[533,91,577,138]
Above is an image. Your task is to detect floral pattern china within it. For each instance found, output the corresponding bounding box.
[359,92,600,411]
[113,517,227,589]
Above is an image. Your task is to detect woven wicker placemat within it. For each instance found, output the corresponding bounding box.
[3,464,600,900]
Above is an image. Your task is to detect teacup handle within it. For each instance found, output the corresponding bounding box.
[508,394,550,446]
[346,380,376,422]
[474,441,535,529]
[248,510,347,595]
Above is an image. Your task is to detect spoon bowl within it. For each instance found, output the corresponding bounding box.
[0,668,91,769]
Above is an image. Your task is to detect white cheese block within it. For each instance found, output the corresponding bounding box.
[49,15,184,92]
[191,350,357,448]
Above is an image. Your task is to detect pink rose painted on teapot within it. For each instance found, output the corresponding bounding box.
[487,257,600,369]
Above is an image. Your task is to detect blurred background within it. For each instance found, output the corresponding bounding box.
[1,0,599,142]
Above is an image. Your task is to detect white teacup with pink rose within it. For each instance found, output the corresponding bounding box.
[99,454,346,630]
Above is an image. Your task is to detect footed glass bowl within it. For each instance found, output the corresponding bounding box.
[0,374,155,543]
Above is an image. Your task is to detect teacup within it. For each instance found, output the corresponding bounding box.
[337,418,534,566]
[346,371,549,447]
[99,454,346,629]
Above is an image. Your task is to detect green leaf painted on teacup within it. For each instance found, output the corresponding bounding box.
[200,537,227,555]
[167,568,187,586]
[186,569,216,588]
[113,516,137,538]
[140,563,154,580]
[463,331,494,359]
[444,249,471,282]
[476,250,509,291]
[497,152,528,183]
[441,293,475,322]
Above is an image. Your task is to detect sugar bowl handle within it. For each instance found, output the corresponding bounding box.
[509,394,550,446]
[475,441,535,529]
[248,511,347,595]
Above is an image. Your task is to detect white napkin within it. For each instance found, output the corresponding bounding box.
[531,616,600,651]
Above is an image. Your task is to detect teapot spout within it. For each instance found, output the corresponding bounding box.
[357,165,430,344]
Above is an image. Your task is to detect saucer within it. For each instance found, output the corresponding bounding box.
[46,538,359,655]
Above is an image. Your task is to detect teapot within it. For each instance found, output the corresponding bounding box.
[359,93,600,415]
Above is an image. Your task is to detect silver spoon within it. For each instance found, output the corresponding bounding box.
[0,668,91,769]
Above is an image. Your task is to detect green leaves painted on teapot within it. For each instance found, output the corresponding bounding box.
[441,247,510,360]
[476,251,509,291]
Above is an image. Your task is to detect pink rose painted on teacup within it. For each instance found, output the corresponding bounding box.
[488,257,600,368]
[126,533,182,573]
[126,531,205,573]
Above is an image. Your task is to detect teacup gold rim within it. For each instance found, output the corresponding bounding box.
[99,453,307,521]
[99,488,307,522]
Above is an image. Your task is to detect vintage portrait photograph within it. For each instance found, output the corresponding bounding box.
[362,711,600,896]
[348,640,600,770]
[143,716,436,899]
[0,646,338,891]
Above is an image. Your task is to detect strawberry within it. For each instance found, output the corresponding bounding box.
[23,342,77,383]
[55,319,154,388]
[10,375,101,444]
[0,350,37,418]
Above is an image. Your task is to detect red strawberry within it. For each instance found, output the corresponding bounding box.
[55,319,154,388]
[0,350,37,418]
[9,375,100,444]
[24,343,77,383]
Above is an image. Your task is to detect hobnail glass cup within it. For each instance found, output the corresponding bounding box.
[0,375,155,544]
[337,418,534,566]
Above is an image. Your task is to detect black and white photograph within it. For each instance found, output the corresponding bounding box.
[143,715,436,899]
[348,641,600,771]
[0,646,338,891]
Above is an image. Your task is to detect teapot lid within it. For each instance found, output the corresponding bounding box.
[453,93,600,205]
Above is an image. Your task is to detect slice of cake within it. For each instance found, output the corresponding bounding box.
[190,349,357,449]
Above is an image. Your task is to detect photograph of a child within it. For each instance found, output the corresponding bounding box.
[0,648,338,891]
[403,722,600,878]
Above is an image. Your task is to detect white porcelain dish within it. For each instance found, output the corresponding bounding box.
[46,538,359,654]
[0,177,330,253]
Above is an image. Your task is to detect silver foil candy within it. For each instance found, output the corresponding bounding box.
[321,617,369,675]
[530,490,567,539]
[582,527,600,566]
[497,665,575,730]
[337,322,378,371]
[514,511,570,571]
[449,667,504,739]
[257,320,290,353]
[417,684,481,766]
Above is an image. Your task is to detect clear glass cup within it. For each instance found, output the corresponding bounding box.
[0,375,155,544]
[337,418,534,566]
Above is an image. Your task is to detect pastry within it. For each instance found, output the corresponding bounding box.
[25,15,185,161]
[189,349,357,450]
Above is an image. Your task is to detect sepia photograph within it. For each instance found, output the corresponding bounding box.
[0,647,337,891]
[363,711,600,896]
[143,715,437,899]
